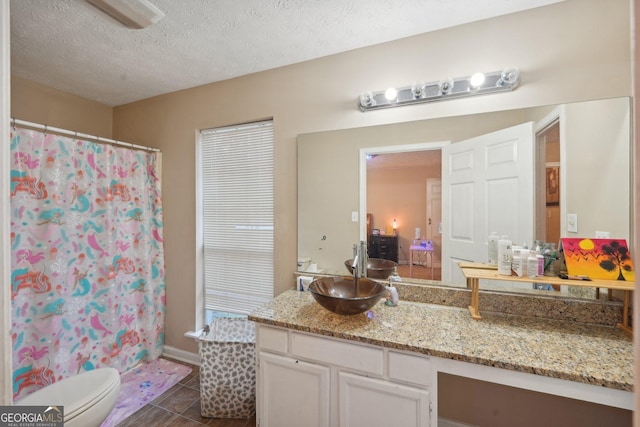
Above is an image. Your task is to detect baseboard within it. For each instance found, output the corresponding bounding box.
[162,345,200,366]
[438,418,479,427]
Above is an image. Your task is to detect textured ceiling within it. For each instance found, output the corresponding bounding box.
[10,0,562,106]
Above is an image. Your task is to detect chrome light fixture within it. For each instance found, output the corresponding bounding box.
[86,0,165,29]
[411,81,426,98]
[358,68,521,112]
[437,77,454,95]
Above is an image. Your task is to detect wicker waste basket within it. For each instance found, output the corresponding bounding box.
[198,318,256,418]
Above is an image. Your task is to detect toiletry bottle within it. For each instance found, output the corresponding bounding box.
[537,252,544,277]
[527,250,538,278]
[487,232,499,265]
[512,247,525,277]
[543,243,559,277]
[386,267,400,306]
[497,235,512,276]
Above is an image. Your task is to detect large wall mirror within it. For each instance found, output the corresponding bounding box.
[297,97,631,299]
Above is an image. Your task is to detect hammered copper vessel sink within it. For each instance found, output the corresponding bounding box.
[308,276,387,315]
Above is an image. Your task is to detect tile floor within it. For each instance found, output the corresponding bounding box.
[116,358,256,427]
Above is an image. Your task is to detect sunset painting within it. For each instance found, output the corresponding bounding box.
[560,238,634,281]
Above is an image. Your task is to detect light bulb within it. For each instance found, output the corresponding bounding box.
[411,81,426,98]
[359,91,375,108]
[385,87,398,101]
[469,72,485,89]
[497,67,520,87]
[438,77,455,95]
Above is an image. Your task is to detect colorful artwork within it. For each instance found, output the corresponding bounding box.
[560,238,634,281]
[10,127,165,400]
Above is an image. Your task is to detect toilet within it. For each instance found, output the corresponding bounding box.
[17,368,121,427]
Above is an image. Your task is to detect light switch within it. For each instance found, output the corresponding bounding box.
[567,213,578,233]
[351,211,358,222]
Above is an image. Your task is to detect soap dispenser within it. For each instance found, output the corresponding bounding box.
[386,267,400,306]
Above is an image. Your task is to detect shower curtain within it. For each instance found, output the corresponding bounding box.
[10,127,165,400]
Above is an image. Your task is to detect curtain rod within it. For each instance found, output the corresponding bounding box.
[12,118,160,153]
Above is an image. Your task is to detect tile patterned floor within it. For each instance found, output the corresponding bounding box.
[116,358,256,427]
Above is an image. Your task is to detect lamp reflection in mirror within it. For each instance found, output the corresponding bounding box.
[358,68,520,112]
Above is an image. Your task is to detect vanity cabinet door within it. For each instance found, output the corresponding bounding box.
[338,372,430,427]
[258,352,330,427]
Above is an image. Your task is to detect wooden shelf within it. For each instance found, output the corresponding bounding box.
[458,262,634,335]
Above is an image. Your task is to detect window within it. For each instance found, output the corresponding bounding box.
[199,120,274,317]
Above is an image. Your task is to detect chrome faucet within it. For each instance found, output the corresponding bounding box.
[352,241,368,280]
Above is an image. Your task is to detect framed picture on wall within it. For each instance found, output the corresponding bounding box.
[546,166,559,206]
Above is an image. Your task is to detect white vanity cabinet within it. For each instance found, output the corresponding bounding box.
[258,352,330,427]
[251,291,634,426]
[256,324,432,427]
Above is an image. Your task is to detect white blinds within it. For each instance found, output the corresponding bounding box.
[200,120,274,315]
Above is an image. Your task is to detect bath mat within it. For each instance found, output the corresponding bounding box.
[101,358,192,427]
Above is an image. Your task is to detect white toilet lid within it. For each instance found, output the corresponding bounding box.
[17,368,121,420]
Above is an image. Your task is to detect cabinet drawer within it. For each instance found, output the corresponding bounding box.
[389,351,430,387]
[291,332,384,375]
[257,325,288,354]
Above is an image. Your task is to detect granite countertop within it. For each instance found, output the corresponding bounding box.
[248,290,633,391]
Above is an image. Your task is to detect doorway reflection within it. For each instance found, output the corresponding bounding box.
[366,150,442,280]
[538,121,561,245]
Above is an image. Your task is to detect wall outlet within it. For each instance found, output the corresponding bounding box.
[351,211,358,222]
[567,213,578,233]
[595,231,610,238]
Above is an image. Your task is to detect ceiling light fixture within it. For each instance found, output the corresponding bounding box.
[86,0,165,29]
[358,68,521,112]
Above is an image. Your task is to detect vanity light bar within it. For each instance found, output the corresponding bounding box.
[358,68,521,112]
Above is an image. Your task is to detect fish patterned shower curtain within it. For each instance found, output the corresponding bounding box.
[9,127,165,400]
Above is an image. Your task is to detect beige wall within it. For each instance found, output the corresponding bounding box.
[11,76,113,137]
[108,0,632,354]
[564,97,631,239]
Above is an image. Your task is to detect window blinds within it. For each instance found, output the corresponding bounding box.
[200,120,274,315]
